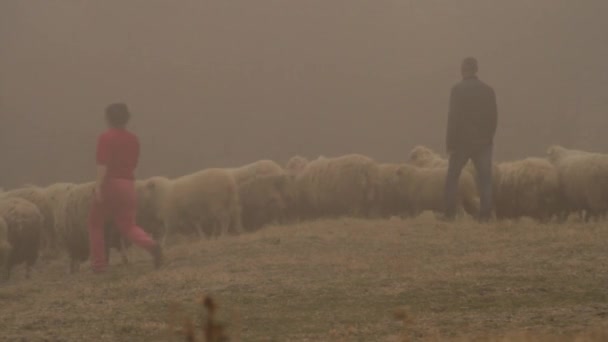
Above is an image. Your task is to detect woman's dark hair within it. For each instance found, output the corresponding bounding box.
[105,102,131,127]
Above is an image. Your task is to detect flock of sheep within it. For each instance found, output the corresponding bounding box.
[0,144,606,281]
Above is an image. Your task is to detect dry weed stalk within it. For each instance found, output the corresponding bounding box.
[168,295,230,342]
[184,317,196,342]
[167,302,184,336]
[201,295,228,342]
[393,307,415,342]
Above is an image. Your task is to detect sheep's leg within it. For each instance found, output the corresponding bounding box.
[230,205,243,235]
[232,215,243,235]
[537,214,551,224]
[223,211,240,236]
[159,222,169,247]
[104,240,111,265]
[555,211,568,223]
[4,260,13,282]
[195,222,206,240]
[3,250,18,281]
[212,218,222,239]
[160,229,168,248]
[69,258,80,274]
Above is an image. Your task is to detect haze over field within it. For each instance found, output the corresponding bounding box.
[1,1,607,187]
[4,3,608,341]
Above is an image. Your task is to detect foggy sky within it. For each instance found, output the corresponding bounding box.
[1,1,607,188]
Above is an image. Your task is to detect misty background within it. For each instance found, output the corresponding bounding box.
[1,1,607,189]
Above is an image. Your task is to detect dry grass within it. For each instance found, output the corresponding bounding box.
[2,214,608,341]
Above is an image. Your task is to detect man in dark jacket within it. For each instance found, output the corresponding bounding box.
[444,57,497,222]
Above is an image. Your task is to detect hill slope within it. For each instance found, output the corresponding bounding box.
[2,216,608,341]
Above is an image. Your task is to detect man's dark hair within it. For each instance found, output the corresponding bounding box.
[461,57,478,73]
[105,102,131,127]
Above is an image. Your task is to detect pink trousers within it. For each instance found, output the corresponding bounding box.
[88,178,156,272]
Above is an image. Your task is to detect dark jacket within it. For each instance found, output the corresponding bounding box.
[446,76,497,152]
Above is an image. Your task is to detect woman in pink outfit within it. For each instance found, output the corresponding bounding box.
[88,103,163,273]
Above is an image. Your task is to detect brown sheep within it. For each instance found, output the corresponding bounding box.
[165,168,242,239]
[394,164,480,218]
[61,182,95,273]
[374,163,417,218]
[238,174,290,232]
[493,158,560,222]
[294,154,379,219]
[1,186,55,254]
[228,160,285,185]
[547,145,608,221]
[43,183,76,243]
[408,145,485,177]
[0,197,43,280]
[409,146,514,219]
[135,176,172,244]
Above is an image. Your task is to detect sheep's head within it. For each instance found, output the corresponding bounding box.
[394,164,415,183]
[546,145,565,163]
[285,156,309,174]
[409,146,438,166]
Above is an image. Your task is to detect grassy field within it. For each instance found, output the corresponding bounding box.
[2,214,608,341]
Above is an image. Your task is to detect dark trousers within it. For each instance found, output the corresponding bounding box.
[444,145,494,221]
